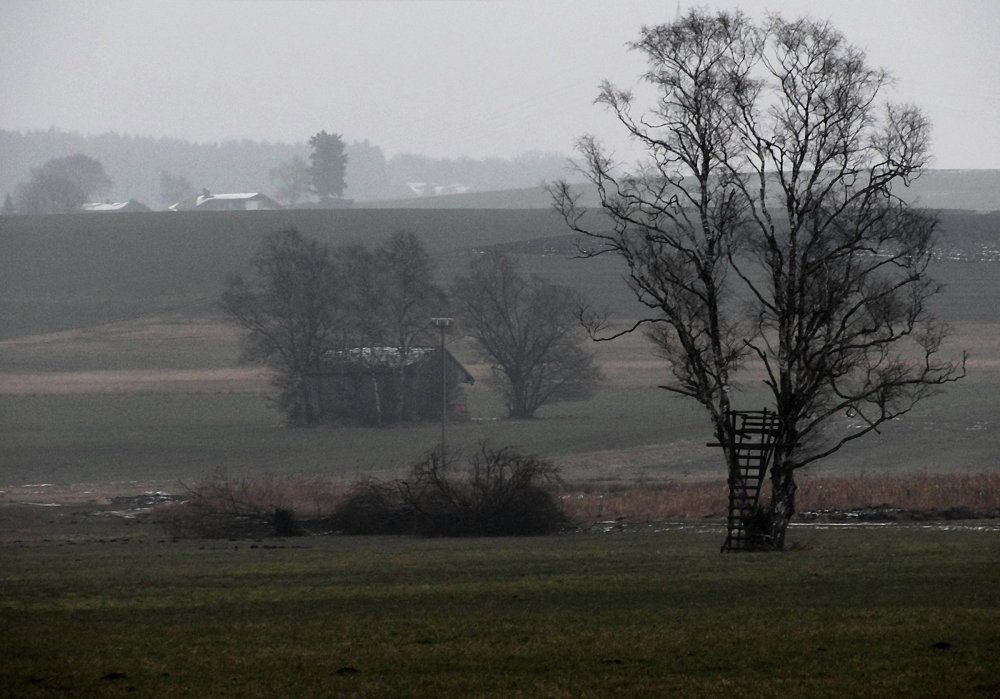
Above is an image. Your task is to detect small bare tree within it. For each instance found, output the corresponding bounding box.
[268,155,311,208]
[451,252,601,419]
[159,170,196,209]
[552,9,965,548]
[220,227,346,426]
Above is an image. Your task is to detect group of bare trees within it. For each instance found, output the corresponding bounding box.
[552,9,965,548]
[221,228,447,425]
[221,228,599,426]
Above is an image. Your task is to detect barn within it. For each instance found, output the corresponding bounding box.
[81,199,152,212]
[306,346,474,426]
[169,189,282,211]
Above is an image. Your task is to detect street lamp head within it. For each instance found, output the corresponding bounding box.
[431,317,454,329]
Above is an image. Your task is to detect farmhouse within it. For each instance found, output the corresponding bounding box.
[81,199,152,212]
[169,189,282,211]
[307,346,474,426]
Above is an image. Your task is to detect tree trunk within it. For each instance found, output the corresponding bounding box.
[765,463,797,550]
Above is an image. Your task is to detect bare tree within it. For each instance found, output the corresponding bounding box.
[375,232,449,421]
[1,193,16,216]
[220,227,346,426]
[552,9,965,548]
[339,232,447,424]
[159,170,196,209]
[451,252,600,419]
[268,155,310,208]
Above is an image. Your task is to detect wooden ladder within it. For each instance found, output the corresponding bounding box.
[716,410,781,552]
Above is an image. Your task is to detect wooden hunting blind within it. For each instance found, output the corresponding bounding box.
[709,409,783,552]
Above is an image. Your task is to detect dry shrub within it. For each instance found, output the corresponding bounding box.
[796,472,1000,513]
[559,480,728,524]
[560,472,1000,524]
[159,472,349,538]
[328,479,414,535]
[330,445,567,537]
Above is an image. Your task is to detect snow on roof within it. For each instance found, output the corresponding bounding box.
[82,202,129,211]
[323,346,437,367]
[319,346,474,383]
[81,200,149,212]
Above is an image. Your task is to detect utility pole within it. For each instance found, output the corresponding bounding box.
[431,318,454,459]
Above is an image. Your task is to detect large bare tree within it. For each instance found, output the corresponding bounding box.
[220,227,346,426]
[451,252,600,419]
[552,9,965,548]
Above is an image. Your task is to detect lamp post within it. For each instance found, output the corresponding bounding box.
[431,318,454,459]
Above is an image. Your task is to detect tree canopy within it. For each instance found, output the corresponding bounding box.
[552,9,965,549]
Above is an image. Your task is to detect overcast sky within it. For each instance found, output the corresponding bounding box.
[3,0,998,169]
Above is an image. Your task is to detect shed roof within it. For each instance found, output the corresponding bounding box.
[319,346,474,383]
[81,199,151,212]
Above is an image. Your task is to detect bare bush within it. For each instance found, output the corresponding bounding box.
[330,445,568,537]
[328,480,413,536]
[160,473,347,539]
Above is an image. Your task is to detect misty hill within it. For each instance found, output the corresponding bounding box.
[0,129,574,210]
[0,208,578,339]
[8,128,997,214]
[1,207,997,342]
[369,170,1000,212]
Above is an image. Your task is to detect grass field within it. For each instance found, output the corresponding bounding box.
[1,525,998,698]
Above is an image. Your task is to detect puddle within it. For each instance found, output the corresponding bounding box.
[91,492,189,519]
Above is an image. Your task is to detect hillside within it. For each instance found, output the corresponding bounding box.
[1,207,997,342]
[370,170,1000,212]
[0,206,995,487]
[0,208,585,339]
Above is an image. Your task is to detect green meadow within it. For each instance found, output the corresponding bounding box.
[1,527,998,698]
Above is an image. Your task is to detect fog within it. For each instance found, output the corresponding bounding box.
[2,0,999,167]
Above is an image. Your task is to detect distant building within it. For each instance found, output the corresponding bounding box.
[81,199,152,213]
[169,189,282,211]
[406,182,474,197]
[305,346,474,426]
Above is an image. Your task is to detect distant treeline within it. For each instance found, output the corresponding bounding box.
[0,129,574,209]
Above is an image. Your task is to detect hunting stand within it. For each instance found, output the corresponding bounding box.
[709,409,782,552]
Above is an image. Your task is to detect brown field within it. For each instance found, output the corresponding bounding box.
[0,368,268,395]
